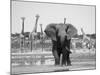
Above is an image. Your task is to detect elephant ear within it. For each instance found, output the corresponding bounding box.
[65,24,77,38]
[44,23,57,41]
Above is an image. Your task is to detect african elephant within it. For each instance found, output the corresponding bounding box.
[44,23,77,66]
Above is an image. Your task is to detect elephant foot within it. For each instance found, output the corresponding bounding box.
[54,62,60,66]
[54,64,60,67]
[54,64,58,66]
[68,50,72,54]
[60,62,67,66]
[67,63,72,66]
[61,64,67,67]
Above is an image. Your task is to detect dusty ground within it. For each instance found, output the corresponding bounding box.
[11,51,96,74]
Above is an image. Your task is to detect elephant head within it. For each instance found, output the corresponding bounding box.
[44,23,77,44]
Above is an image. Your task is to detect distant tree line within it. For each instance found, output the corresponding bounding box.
[11,32,96,40]
[73,33,96,39]
[11,32,49,40]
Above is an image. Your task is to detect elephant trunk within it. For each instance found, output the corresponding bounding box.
[59,35,72,53]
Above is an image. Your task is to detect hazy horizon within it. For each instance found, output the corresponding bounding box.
[11,1,95,35]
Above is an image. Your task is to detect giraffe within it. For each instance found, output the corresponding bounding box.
[30,14,40,40]
[81,28,95,49]
[30,14,40,51]
[40,24,44,51]
[40,24,43,37]
[19,17,25,52]
[81,28,90,41]
[64,18,66,24]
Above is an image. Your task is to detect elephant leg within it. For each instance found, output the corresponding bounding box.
[61,49,67,66]
[52,50,60,65]
[66,40,72,66]
[67,39,71,66]
[62,55,66,66]
[58,50,61,65]
[62,49,71,66]
[61,50,71,66]
[52,40,60,65]
[66,53,71,66]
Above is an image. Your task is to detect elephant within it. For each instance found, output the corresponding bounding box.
[44,23,77,66]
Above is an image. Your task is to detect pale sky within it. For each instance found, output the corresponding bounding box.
[11,1,95,35]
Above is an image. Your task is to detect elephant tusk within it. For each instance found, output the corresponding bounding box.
[65,47,72,53]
